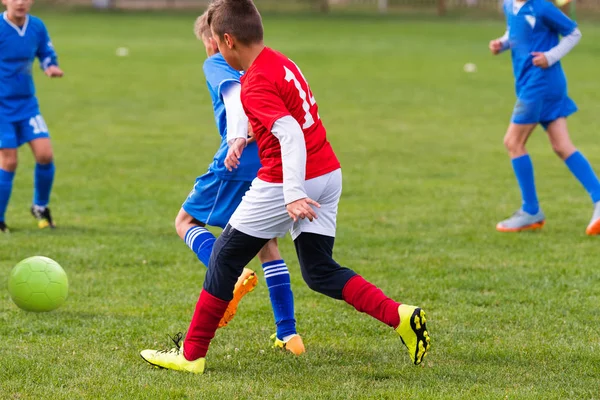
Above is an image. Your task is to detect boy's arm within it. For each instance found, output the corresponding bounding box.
[222,82,249,145]
[36,23,59,72]
[222,82,250,171]
[539,3,581,67]
[498,30,510,52]
[543,28,581,67]
[271,115,307,205]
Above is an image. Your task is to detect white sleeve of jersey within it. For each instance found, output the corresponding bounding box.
[271,116,308,205]
[222,82,249,145]
[544,28,581,67]
[499,30,510,52]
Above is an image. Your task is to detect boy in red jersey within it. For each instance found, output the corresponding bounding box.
[140,0,430,374]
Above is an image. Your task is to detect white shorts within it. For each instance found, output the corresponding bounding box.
[229,169,342,240]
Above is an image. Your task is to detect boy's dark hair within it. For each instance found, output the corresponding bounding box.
[207,0,263,46]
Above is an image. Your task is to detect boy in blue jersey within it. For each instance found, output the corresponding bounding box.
[171,13,303,354]
[0,0,63,233]
[490,0,600,235]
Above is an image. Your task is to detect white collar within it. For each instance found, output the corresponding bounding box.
[3,11,29,37]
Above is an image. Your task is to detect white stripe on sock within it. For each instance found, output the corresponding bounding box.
[185,228,204,248]
[264,271,290,279]
[185,228,202,248]
[263,262,286,271]
[267,282,291,289]
[186,227,210,249]
[264,267,289,276]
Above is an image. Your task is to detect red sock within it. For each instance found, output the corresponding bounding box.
[342,275,401,328]
[183,290,229,361]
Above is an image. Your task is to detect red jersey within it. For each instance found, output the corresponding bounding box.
[240,47,340,183]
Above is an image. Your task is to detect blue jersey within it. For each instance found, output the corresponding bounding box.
[504,0,577,100]
[203,53,261,181]
[0,13,58,122]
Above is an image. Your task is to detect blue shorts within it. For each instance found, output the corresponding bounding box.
[182,170,252,229]
[511,96,578,130]
[0,114,51,149]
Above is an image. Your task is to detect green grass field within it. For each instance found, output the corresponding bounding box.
[1,10,600,399]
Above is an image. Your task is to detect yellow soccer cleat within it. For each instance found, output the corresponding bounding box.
[218,268,258,328]
[271,333,305,356]
[396,305,430,365]
[140,333,206,374]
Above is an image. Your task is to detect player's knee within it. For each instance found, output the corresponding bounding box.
[35,152,53,165]
[257,239,280,263]
[174,209,195,239]
[0,154,18,172]
[550,141,575,160]
[299,259,347,299]
[504,136,528,156]
[2,159,17,172]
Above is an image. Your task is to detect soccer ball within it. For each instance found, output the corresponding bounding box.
[8,256,69,312]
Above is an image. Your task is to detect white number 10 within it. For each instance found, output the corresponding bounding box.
[29,115,48,134]
[284,65,317,129]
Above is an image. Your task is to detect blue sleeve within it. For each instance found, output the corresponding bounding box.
[542,2,577,36]
[203,58,240,100]
[36,21,58,70]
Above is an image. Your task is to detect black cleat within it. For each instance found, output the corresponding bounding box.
[31,206,55,229]
[0,221,9,233]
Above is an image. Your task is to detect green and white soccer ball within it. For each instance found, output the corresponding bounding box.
[8,256,69,312]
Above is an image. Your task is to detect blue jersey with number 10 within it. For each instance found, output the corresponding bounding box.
[504,0,577,100]
[203,53,261,181]
[0,12,58,122]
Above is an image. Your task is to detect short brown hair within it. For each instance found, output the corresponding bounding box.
[194,12,211,40]
[207,0,263,46]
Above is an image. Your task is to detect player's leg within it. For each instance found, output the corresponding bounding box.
[175,207,215,267]
[545,117,600,234]
[141,181,291,372]
[292,169,429,365]
[176,174,257,327]
[140,226,269,373]
[497,121,545,232]
[0,144,18,233]
[257,238,303,355]
[23,114,55,228]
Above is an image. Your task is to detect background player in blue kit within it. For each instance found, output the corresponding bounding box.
[0,0,63,233]
[170,13,303,354]
[490,0,600,235]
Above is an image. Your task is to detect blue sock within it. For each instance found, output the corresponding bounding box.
[263,259,297,340]
[565,151,600,203]
[184,226,216,267]
[511,154,539,215]
[33,162,55,207]
[0,169,15,222]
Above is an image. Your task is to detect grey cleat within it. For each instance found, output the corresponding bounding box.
[586,201,600,235]
[496,209,545,232]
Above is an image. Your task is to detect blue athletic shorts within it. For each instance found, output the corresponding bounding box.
[511,95,578,130]
[182,170,252,229]
[0,114,51,149]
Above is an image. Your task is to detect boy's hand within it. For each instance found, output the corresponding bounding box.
[531,52,549,68]
[44,66,64,78]
[225,138,246,171]
[286,197,321,222]
[489,40,503,55]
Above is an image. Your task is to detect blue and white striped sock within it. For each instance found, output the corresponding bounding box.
[263,259,297,340]
[184,226,216,268]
